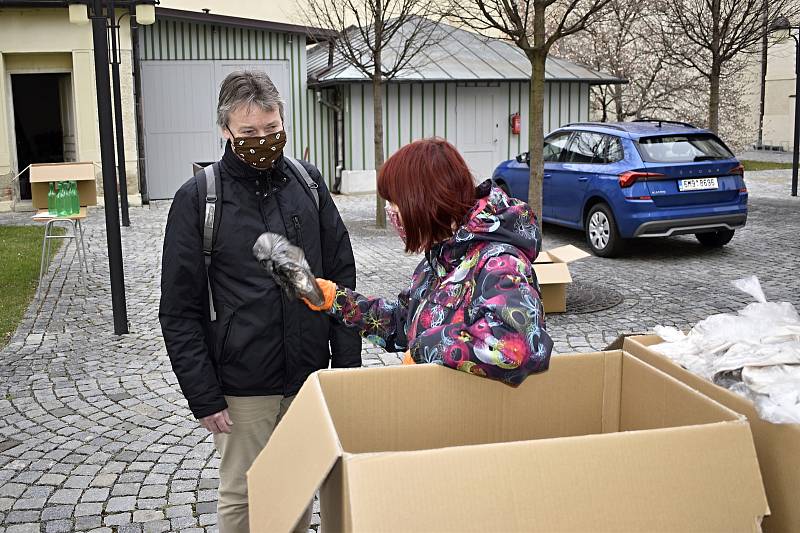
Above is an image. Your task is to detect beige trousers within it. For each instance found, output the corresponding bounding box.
[213,395,312,533]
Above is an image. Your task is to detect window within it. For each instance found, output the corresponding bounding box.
[564,132,624,164]
[637,134,734,163]
[543,132,571,162]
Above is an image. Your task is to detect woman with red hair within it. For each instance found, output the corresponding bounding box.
[306,138,552,385]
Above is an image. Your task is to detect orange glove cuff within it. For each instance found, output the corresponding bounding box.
[304,278,337,311]
[402,351,416,365]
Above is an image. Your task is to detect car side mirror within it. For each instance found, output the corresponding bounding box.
[516,152,529,164]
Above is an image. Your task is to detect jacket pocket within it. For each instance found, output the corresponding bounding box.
[219,310,237,364]
[291,214,304,251]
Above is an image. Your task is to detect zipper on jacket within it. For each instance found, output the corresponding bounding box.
[291,215,304,250]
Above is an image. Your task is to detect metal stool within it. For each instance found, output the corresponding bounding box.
[35,213,89,299]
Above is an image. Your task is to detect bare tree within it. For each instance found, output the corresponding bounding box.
[303,1,439,227]
[554,0,702,123]
[653,0,795,133]
[444,0,611,221]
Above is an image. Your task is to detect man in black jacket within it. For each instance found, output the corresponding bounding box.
[159,71,361,532]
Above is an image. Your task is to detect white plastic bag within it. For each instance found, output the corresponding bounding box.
[652,276,800,424]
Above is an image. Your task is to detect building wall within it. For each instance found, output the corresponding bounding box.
[141,18,310,166]
[325,80,589,192]
[746,38,797,150]
[0,7,140,210]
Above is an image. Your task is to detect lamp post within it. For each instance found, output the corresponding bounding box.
[770,16,799,197]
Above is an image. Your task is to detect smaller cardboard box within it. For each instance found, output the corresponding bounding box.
[623,335,800,533]
[247,351,768,532]
[533,244,591,313]
[29,162,97,210]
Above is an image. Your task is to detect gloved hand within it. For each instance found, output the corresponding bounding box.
[302,278,337,311]
[402,351,416,365]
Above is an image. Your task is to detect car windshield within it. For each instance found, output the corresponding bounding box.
[637,134,733,163]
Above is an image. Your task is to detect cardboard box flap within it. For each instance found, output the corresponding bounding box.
[533,251,552,264]
[545,244,591,264]
[343,423,768,532]
[623,335,800,533]
[533,262,572,285]
[29,162,95,183]
[247,374,342,532]
[317,355,622,454]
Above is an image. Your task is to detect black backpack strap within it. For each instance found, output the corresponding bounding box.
[195,162,221,322]
[284,155,320,210]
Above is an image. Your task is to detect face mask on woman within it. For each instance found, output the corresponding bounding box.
[385,202,406,243]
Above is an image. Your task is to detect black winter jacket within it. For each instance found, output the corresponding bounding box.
[159,143,361,419]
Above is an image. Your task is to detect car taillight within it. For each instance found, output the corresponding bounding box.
[618,171,664,188]
[731,164,745,176]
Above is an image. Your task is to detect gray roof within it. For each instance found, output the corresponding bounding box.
[308,17,625,86]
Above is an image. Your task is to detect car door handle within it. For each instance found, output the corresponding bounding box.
[543,174,552,179]
[578,177,589,182]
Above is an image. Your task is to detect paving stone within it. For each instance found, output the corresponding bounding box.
[170,517,198,529]
[195,502,216,515]
[74,502,103,517]
[44,519,73,533]
[74,515,102,530]
[104,512,133,526]
[40,505,74,520]
[138,485,166,499]
[165,504,193,518]
[5,510,40,523]
[80,488,110,503]
[6,524,41,533]
[48,489,82,505]
[133,509,165,523]
[105,496,137,513]
[142,520,171,533]
[168,492,195,506]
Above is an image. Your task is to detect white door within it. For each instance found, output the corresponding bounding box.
[456,87,502,181]
[142,61,218,199]
[141,60,293,199]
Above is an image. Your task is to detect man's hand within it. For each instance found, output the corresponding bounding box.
[200,408,233,434]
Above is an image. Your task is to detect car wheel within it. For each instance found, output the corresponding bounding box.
[695,229,735,247]
[585,204,625,257]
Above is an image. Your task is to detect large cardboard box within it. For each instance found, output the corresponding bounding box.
[248,351,768,532]
[29,162,97,210]
[623,335,800,533]
[533,244,590,313]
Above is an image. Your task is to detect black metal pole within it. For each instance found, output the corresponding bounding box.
[91,0,129,334]
[791,33,799,197]
[109,0,130,226]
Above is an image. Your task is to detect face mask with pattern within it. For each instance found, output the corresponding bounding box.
[227,127,287,169]
[385,202,407,243]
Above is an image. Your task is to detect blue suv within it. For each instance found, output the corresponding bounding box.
[492,120,748,257]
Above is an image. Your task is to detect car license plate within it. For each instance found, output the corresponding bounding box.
[678,177,718,191]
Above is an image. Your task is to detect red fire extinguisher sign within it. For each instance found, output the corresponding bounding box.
[510,112,521,135]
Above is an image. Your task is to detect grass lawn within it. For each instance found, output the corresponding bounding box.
[0,225,63,347]
[741,160,794,171]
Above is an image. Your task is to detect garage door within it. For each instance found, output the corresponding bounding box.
[141,60,293,199]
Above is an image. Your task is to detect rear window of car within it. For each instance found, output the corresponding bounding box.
[637,134,734,163]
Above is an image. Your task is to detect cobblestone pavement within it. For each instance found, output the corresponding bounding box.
[0,170,798,532]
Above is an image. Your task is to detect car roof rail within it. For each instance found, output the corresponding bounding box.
[631,118,698,129]
[563,122,626,131]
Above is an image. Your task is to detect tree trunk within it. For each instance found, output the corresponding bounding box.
[708,0,721,133]
[708,61,721,133]
[613,83,624,121]
[373,0,386,228]
[373,71,386,228]
[527,50,547,225]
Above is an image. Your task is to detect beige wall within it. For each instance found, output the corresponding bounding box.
[0,7,140,210]
[748,38,797,150]
[157,0,311,26]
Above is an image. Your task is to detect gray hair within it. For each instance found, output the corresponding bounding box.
[216,70,285,128]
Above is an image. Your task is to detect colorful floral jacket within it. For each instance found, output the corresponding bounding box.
[328,181,553,385]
